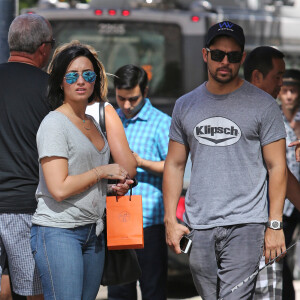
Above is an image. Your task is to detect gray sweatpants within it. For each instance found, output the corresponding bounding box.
[189,224,265,300]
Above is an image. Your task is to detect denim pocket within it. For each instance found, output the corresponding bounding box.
[186,229,195,240]
[30,225,39,257]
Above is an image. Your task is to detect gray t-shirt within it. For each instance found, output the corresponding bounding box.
[32,111,110,235]
[170,80,286,229]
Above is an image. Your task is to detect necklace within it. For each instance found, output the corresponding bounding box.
[82,118,91,130]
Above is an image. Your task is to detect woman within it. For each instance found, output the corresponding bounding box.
[30,44,137,300]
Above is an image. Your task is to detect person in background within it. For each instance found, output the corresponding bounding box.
[164,21,287,299]
[108,64,171,300]
[244,48,300,300]
[30,44,137,300]
[243,46,286,300]
[278,69,300,300]
[0,13,54,300]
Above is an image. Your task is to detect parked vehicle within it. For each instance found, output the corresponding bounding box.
[23,0,300,114]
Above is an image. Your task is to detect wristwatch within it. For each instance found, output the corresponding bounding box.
[267,220,283,230]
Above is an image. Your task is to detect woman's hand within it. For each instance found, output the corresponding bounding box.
[110,179,134,196]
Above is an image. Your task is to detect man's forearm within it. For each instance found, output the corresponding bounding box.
[268,165,287,220]
[163,163,185,225]
[139,159,164,176]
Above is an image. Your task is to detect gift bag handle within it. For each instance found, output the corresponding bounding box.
[114,181,132,202]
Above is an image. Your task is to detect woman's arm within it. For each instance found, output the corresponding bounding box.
[41,156,128,202]
[105,104,137,178]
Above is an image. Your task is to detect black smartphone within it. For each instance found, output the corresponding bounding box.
[180,235,192,253]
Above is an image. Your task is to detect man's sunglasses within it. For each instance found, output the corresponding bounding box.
[41,38,56,49]
[64,71,97,84]
[206,48,243,63]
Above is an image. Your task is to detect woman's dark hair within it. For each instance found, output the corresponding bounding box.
[114,64,148,96]
[48,44,108,109]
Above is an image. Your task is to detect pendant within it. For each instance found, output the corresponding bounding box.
[83,119,91,130]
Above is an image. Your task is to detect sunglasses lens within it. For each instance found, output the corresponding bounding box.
[227,52,243,63]
[82,71,96,83]
[210,50,242,63]
[210,50,226,62]
[65,72,79,84]
[65,71,96,84]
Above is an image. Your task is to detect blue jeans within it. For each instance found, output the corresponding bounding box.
[30,224,105,300]
[108,224,168,300]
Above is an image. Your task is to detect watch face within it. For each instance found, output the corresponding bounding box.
[271,221,280,229]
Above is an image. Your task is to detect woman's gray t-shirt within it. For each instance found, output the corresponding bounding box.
[32,111,110,235]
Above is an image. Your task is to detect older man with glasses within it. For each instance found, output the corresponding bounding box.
[0,13,54,299]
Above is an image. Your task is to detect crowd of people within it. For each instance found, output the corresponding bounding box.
[1,12,300,300]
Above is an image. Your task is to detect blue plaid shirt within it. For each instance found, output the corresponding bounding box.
[117,98,171,228]
[281,107,300,217]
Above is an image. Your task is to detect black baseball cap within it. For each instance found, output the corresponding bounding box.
[205,21,245,50]
[283,69,300,86]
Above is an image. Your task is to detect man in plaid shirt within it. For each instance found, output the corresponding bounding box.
[243,46,288,300]
[108,64,171,300]
[279,69,300,300]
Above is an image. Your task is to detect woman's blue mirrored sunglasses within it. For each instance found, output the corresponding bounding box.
[64,71,97,84]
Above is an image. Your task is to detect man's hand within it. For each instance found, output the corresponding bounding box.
[264,228,286,264]
[132,150,165,175]
[288,139,300,162]
[132,152,143,167]
[165,220,190,254]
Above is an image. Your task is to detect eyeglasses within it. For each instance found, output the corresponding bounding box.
[64,71,97,84]
[206,48,243,63]
[41,38,56,49]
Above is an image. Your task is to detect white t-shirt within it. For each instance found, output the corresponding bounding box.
[86,101,111,123]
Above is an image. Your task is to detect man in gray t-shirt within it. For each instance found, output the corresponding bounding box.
[163,21,287,300]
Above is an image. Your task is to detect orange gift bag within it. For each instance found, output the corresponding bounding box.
[106,190,144,250]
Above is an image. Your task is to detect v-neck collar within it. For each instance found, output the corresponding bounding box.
[53,111,108,154]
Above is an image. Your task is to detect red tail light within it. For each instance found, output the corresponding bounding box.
[108,9,117,16]
[94,9,103,16]
[122,10,130,16]
[191,16,200,22]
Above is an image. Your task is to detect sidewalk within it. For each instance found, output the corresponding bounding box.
[97,281,300,300]
[295,280,300,299]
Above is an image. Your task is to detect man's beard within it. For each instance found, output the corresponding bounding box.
[208,66,238,84]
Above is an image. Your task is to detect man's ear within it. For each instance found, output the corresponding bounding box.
[38,43,47,56]
[202,48,208,63]
[241,51,247,65]
[251,69,264,86]
[143,86,149,98]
